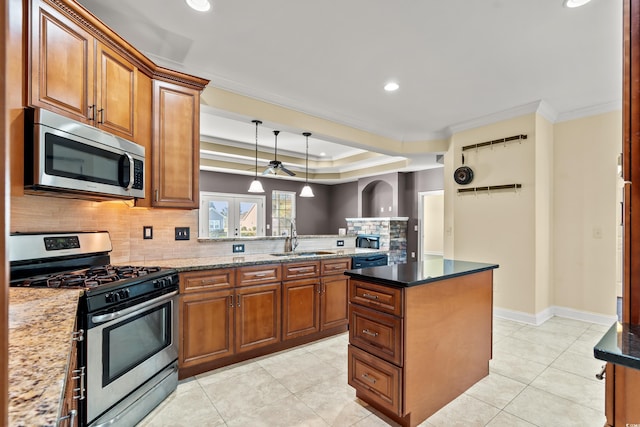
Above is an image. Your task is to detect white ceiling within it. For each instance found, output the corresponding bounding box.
[77,0,622,182]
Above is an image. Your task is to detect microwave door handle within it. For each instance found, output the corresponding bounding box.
[123,152,134,191]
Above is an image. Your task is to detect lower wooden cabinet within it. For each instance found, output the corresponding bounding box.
[235,283,281,353]
[283,278,321,340]
[180,283,281,366]
[320,273,349,330]
[179,258,351,378]
[348,344,401,416]
[604,362,640,426]
[180,289,234,368]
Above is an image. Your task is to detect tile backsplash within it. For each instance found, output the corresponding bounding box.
[10,195,348,264]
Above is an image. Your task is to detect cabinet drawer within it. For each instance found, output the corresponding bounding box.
[321,257,351,275]
[350,280,403,316]
[350,305,402,365]
[180,269,235,293]
[283,261,320,280]
[348,345,402,416]
[236,264,282,287]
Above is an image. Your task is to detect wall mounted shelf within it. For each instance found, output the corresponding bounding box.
[462,134,527,152]
[457,184,522,194]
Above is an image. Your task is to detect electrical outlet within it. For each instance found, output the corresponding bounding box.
[143,226,153,240]
[233,244,245,253]
[175,227,190,240]
[337,240,344,247]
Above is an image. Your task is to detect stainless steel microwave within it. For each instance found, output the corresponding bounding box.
[24,108,145,200]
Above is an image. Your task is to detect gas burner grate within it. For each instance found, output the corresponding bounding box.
[15,265,163,289]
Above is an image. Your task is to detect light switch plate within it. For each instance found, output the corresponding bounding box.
[143,226,153,240]
[175,227,190,240]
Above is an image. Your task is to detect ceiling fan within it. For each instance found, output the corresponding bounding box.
[263,130,296,176]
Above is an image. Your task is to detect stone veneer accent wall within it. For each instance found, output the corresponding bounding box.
[346,217,408,265]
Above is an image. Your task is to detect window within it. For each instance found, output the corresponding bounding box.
[199,192,265,238]
[272,190,296,236]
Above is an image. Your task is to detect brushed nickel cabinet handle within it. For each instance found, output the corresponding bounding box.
[596,364,606,380]
[236,294,241,307]
[362,329,379,337]
[228,295,234,307]
[88,104,95,121]
[362,293,379,300]
[361,373,377,384]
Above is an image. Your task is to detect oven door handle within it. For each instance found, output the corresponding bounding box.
[91,290,178,325]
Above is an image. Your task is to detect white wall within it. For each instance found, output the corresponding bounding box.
[444,110,619,324]
[553,111,620,318]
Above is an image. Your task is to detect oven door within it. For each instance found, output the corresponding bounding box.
[86,290,178,424]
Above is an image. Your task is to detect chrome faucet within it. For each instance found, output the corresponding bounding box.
[284,219,299,252]
[291,219,298,252]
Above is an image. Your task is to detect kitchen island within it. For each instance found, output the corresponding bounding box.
[344,257,498,427]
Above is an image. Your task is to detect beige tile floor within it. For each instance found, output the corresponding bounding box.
[139,316,611,426]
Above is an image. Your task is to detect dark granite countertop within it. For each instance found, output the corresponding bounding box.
[129,248,385,272]
[344,256,499,288]
[594,322,640,371]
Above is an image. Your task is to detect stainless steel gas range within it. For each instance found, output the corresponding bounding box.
[9,231,179,427]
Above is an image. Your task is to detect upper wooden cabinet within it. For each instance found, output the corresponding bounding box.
[148,80,200,208]
[29,0,138,141]
[22,0,209,206]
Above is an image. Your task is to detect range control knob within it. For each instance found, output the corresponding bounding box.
[105,292,114,303]
[118,288,130,300]
[154,278,169,288]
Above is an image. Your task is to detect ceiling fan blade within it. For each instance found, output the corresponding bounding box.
[280,166,296,176]
[262,167,275,175]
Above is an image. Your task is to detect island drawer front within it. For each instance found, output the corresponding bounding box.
[350,305,403,366]
[236,264,282,287]
[180,269,235,293]
[350,280,403,316]
[282,261,321,280]
[348,345,402,416]
[321,258,351,275]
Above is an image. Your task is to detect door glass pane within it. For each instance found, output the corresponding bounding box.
[207,200,229,238]
[239,201,258,237]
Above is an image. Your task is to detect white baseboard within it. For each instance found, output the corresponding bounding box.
[494,305,618,327]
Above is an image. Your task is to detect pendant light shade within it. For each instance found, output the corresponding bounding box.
[300,132,314,198]
[248,120,265,193]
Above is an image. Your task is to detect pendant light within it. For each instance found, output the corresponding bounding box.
[300,132,314,198]
[248,120,265,193]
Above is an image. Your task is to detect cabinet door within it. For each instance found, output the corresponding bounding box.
[30,0,94,121]
[612,363,640,426]
[283,278,320,340]
[321,274,349,330]
[180,290,234,367]
[95,43,136,139]
[235,283,281,353]
[152,80,200,208]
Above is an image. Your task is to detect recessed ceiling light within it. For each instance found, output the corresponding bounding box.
[186,0,211,12]
[563,0,592,8]
[320,152,326,157]
[384,82,399,92]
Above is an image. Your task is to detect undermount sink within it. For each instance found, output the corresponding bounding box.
[270,251,335,257]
